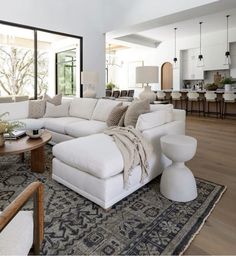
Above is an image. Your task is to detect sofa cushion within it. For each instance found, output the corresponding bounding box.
[18,118,45,130]
[44,117,82,134]
[91,99,121,122]
[136,110,173,132]
[0,211,33,255]
[0,96,14,103]
[43,93,62,105]
[69,98,98,119]
[106,103,128,127]
[28,99,46,118]
[65,120,107,137]
[124,99,150,127]
[53,133,124,179]
[0,101,29,121]
[44,102,70,118]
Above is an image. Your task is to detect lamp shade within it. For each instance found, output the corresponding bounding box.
[136,66,159,84]
[81,71,99,85]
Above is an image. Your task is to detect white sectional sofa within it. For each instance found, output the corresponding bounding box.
[1,98,186,209]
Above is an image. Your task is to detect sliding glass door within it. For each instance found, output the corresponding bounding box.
[0,21,82,98]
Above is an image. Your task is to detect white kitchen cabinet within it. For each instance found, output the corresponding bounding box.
[203,44,229,71]
[182,49,204,80]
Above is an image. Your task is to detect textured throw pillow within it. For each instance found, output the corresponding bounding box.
[124,99,150,127]
[44,93,62,106]
[118,112,126,127]
[106,103,128,127]
[44,102,69,118]
[28,100,46,119]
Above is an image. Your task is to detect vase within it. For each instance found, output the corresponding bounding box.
[224,84,232,92]
[0,134,5,147]
[139,85,156,103]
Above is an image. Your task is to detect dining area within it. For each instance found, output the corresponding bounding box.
[156,89,236,119]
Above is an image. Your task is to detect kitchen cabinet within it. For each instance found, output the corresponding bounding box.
[203,44,229,71]
[182,49,204,80]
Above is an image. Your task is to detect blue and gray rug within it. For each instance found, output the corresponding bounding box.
[0,146,226,255]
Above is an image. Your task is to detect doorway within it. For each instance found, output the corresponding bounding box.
[161,62,173,90]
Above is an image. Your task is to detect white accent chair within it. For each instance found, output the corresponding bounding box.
[0,182,44,255]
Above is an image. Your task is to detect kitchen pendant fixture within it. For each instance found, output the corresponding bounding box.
[173,27,178,69]
[197,22,204,67]
[106,44,123,68]
[224,15,231,66]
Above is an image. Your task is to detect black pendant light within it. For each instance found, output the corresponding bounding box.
[197,22,204,67]
[173,27,178,69]
[224,15,231,65]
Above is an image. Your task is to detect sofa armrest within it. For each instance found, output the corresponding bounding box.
[0,181,44,255]
[173,109,186,122]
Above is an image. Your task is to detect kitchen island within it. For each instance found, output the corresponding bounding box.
[158,89,236,117]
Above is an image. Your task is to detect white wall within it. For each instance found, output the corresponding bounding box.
[0,0,106,97]
[111,27,236,93]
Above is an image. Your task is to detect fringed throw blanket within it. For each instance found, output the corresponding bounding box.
[104,126,153,189]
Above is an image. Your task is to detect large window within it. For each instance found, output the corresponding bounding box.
[56,49,76,96]
[0,21,82,98]
[0,25,35,98]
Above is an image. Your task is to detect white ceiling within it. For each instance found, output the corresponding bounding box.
[137,8,236,42]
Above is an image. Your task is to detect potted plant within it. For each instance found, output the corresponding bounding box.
[106,82,116,91]
[0,112,23,147]
[205,83,218,91]
[220,77,234,91]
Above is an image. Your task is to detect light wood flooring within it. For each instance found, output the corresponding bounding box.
[184,116,236,255]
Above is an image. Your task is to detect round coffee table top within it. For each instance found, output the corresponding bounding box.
[0,131,52,155]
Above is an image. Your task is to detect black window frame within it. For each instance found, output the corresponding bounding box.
[55,48,77,96]
[0,20,83,98]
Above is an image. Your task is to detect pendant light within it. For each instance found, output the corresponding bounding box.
[173,27,178,69]
[197,22,204,67]
[106,44,123,68]
[224,15,231,65]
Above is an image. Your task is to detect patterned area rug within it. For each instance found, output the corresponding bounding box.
[0,146,226,255]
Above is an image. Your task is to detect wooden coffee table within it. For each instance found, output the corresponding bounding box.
[0,131,52,173]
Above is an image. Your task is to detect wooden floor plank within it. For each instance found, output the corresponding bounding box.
[184,116,236,255]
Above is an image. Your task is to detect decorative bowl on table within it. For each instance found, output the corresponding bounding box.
[26,129,44,139]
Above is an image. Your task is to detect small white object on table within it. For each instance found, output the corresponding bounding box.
[160,135,198,202]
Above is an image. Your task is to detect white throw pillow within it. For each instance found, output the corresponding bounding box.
[136,109,173,132]
[69,98,98,119]
[91,99,121,122]
[0,101,29,121]
[44,102,70,118]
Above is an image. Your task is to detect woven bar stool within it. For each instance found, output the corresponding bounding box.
[187,92,204,116]
[156,91,166,101]
[204,91,221,118]
[222,92,236,119]
[171,91,186,109]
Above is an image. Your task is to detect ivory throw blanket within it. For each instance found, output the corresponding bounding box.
[104,126,153,189]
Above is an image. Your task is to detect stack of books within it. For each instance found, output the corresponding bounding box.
[4,130,26,140]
